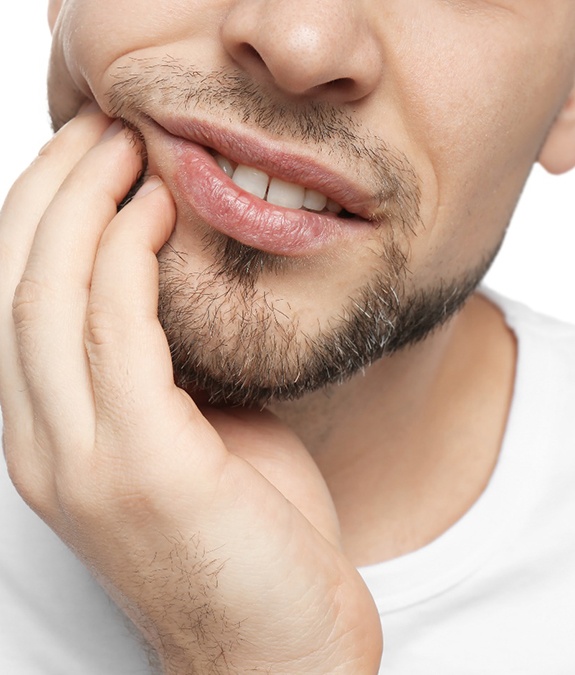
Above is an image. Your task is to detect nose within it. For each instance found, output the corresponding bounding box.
[221,0,383,103]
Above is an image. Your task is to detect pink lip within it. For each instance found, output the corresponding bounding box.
[144,116,378,256]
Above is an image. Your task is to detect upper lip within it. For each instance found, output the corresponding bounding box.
[142,113,381,220]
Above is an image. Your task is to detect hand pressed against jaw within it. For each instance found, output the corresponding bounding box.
[0,106,113,437]
[44,0,575,410]
[0,108,383,673]
[0,109,176,512]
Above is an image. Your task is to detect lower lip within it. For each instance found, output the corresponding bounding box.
[157,133,371,256]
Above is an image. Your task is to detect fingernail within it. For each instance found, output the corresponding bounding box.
[133,176,163,200]
[78,100,100,116]
[100,118,124,142]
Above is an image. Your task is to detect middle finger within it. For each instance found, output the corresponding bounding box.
[12,119,145,448]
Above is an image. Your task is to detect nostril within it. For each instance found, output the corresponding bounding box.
[328,77,352,87]
[323,77,356,95]
[239,43,266,67]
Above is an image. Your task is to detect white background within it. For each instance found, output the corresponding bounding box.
[1,6,574,323]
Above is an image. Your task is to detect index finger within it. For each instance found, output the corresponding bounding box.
[0,106,112,427]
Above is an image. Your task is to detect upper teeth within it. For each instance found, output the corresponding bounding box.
[214,152,343,214]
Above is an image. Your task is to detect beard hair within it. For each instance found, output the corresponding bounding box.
[99,57,503,406]
[157,228,500,408]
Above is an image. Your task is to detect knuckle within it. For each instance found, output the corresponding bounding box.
[84,299,118,349]
[12,275,46,318]
[4,445,54,519]
[11,277,49,352]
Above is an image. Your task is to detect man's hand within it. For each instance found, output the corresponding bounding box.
[0,107,382,673]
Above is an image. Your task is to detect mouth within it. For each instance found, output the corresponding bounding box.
[208,149,356,219]
[142,114,382,256]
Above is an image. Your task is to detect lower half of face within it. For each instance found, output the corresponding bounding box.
[106,74,510,407]
[46,0,575,406]
[150,129,503,407]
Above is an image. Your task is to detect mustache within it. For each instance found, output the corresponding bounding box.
[105,56,422,229]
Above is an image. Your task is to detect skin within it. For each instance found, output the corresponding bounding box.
[1,0,575,672]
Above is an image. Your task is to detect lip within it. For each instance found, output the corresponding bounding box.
[151,115,379,218]
[142,115,380,256]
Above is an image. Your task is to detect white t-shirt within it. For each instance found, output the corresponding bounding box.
[1,292,575,674]
[361,291,575,673]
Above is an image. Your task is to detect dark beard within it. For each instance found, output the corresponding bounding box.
[157,231,500,408]
[98,57,502,406]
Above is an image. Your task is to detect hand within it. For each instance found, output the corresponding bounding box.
[0,106,382,674]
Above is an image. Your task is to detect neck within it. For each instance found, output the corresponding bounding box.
[271,292,516,566]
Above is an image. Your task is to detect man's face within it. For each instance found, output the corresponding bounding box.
[47,0,575,405]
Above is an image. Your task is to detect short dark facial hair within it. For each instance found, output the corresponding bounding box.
[104,57,502,407]
[157,239,498,407]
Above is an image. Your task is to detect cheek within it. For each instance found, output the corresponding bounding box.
[405,30,540,187]
[49,0,227,118]
[381,9,564,279]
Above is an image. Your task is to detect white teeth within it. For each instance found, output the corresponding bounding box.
[303,189,328,212]
[214,152,346,214]
[267,177,305,209]
[231,164,269,200]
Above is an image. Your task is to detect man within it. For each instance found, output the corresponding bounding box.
[1,0,575,672]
